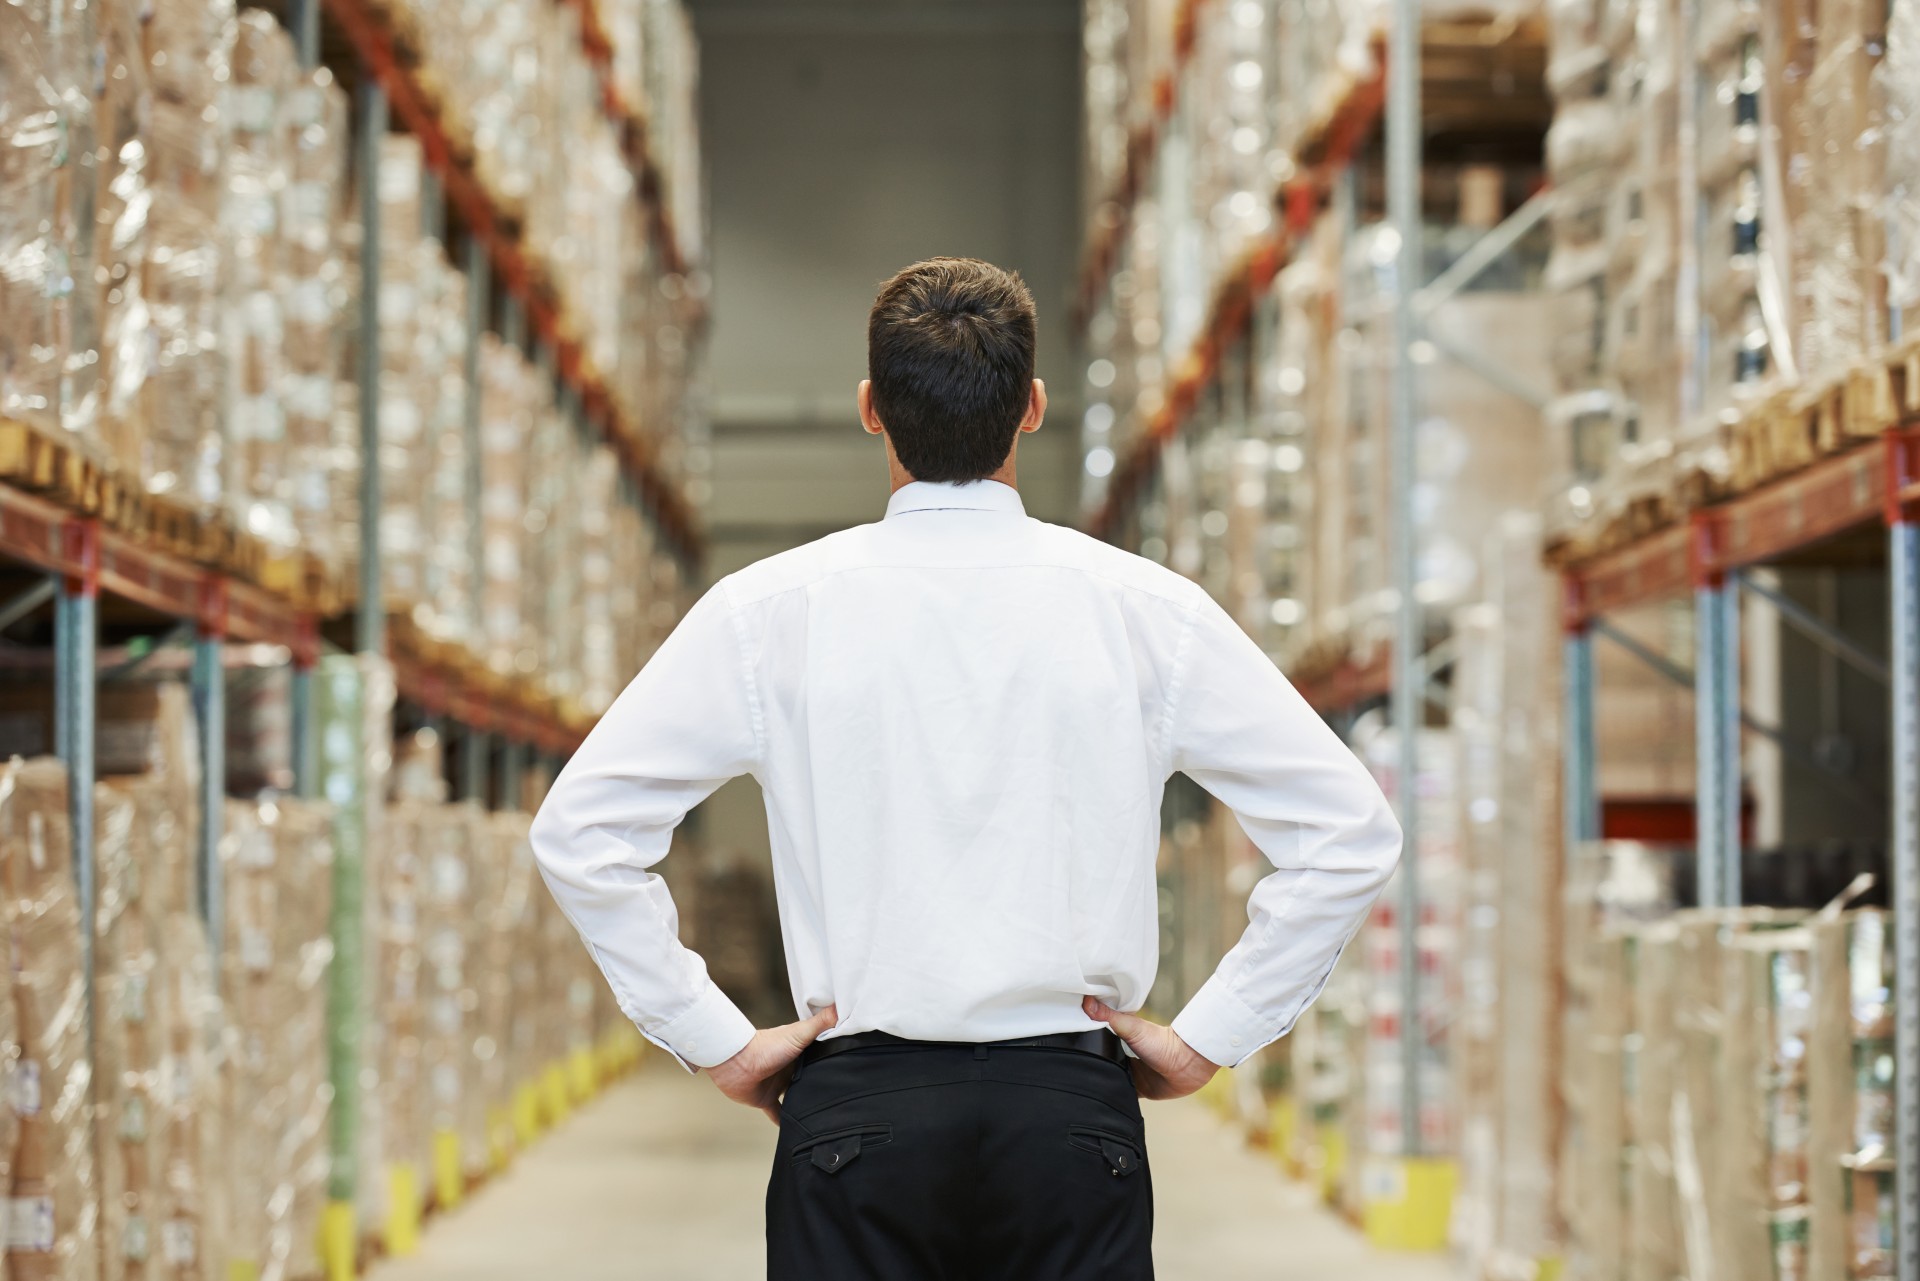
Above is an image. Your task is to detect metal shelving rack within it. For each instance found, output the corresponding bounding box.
[1558,422,1920,1278]
[2,0,707,1264]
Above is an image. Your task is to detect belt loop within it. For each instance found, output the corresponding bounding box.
[973,1044,989,1061]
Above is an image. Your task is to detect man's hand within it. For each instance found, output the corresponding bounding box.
[1082,995,1221,1101]
[705,1005,839,1125]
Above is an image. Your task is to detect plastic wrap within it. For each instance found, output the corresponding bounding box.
[420,804,480,1204]
[375,135,474,645]
[1450,516,1562,1277]
[367,798,429,1232]
[1883,0,1920,341]
[222,13,298,545]
[153,910,221,1281]
[283,71,352,570]
[94,0,156,467]
[478,337,538,679]
[0,0,97,442]
[3,759,98,1281]
[141,0,236,506]
[220,800,334,1281]
[95,784,159,1281]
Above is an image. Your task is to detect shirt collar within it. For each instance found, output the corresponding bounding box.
[884,480,1027,520]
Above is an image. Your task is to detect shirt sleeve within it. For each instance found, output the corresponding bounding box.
[1163,592,1403,1069]
[529,583,763,1071]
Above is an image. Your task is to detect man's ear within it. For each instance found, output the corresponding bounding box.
[858,380,884,436]
[1019,379,1047,434]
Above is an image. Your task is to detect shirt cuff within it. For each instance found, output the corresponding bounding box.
[1169,977,1280,1070]
[644,980,757,1071]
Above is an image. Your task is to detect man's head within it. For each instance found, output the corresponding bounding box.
[860,257,1045,485]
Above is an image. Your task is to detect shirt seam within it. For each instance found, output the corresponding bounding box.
[1157,598,1203,771]
[715,578,768,764]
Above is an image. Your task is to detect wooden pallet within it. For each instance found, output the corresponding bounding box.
[0,417,115,519]
[1727,344,1906,492]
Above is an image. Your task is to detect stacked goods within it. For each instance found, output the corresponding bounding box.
[282,71,353,567]
[94,0,155,471]
[395,0,705,441]
[220,800,335,1281]
[375,134,475,647]
[1289,949,1370,1218]
[152,909,222,1281]
[221,14,299,546]
[642,0,704,270]
[1807,911,1894,1281]
[1542,0,1622,528]
[1556,846,1893,1281]
[366,797,430,1234]
[1078,0,1180,227]
[94,787,158,1281]
[1886,2,1920,341]
[1611,0,1689,492]
[1268,0,1380,160]
[1449,516,1562,1276]
[0,0,97,440]
[478,337,541,680]
[139,0,237,508]
[1353,727,1462,1162]
[1550,0,1920,545]
[2,760,96,1281]
[467,815,539,1174]
[419,805,483,1205]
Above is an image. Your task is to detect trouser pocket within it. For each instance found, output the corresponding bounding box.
[787,1123,893,1174]
[1066,1125,1146,1178]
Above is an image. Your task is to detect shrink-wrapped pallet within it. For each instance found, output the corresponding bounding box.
[95,785,161,1281]
[3,760,97,1281]
[372,133,477,643]
[1451,516,1562,1277]
[153,910,221,1281]
[94,0,156,468]
[1809,911,1895,1281]
[420,804,482,1201]
[478,337,540,679]
[365,799,429,1233]
[1884,0,1920,342]
[142,0,236,506]
[0,0,97,441]
[222,13,298,545]
[283,71,352,570]
[221,800,333,1281]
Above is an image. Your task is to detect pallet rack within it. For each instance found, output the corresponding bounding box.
[1557,414,1920,1278]
[1077,6,1549,1166]
[3,0,708,1267]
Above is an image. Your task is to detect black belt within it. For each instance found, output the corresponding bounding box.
[799,1028,1128,1069]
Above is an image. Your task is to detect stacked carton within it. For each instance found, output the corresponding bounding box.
[3,760,97,1281]
[220,800,335,1281]
[1542,0,1623,525]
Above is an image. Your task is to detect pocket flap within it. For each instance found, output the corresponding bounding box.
[1098,1137,1139,1177]
[811,1133,863,1174]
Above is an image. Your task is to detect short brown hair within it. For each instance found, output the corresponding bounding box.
[867,258,1037,483]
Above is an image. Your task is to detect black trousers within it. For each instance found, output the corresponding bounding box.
[766,1040,1155,1280]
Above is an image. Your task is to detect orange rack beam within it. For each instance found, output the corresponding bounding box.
[1564,424,1920,624]
[323,0,703,562]
[0,481,589,749]
[1084,64,1386,543]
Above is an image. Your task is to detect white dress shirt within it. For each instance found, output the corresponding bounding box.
[530,479,1401,1071]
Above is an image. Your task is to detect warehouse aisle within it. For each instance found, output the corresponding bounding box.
[370,1061,1458,1281]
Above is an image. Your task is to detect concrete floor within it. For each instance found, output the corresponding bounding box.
[371,1063,1460,1281]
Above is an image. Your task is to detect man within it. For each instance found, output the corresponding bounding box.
[530,257,1402,1279]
